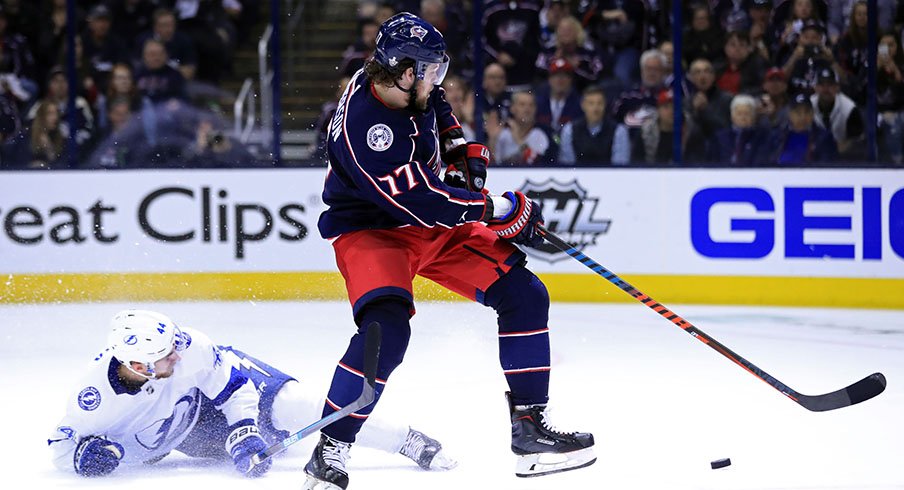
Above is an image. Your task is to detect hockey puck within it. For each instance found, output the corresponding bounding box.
[710,458,731,469]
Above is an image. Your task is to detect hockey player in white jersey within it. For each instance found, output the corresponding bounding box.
[48,310,456,477]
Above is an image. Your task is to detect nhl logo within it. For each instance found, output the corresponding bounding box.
[518,179,611,263]
[410,25,428,41]
[367,124,394,152]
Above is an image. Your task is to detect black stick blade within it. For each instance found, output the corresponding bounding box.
[798,373,887,412]
[361,322,382,396]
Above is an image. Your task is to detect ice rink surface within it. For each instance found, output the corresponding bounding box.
[2,299,902,490]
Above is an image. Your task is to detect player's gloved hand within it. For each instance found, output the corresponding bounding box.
[226,419,271,478]
[442,142,490,192]
[486,191,545,248]
[74,436,124,477]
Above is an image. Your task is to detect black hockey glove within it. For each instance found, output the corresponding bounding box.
[442,142,490,192]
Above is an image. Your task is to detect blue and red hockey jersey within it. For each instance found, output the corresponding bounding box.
[317,70,488,239]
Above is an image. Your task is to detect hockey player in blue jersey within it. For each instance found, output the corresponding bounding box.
[305,12,596,489]
[48,310,456,478]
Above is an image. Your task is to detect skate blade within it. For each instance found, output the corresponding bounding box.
[514,447,597,478]
[301,474,345,490]
[428,449,459,471]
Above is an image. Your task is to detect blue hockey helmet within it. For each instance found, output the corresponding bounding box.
[373,12,449,86]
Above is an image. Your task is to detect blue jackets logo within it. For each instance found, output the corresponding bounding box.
[519,179,611,263]
[691,186,904,260]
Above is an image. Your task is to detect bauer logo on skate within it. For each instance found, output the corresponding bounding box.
[518,179,611,263]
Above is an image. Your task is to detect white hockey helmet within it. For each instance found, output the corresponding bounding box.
[108,310,180,378]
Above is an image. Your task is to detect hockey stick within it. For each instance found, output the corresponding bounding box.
[250,322,382,467]
[536,225,886,412]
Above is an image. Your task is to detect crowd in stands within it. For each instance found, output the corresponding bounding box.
[333,0,904,166]
[0,0,261,170]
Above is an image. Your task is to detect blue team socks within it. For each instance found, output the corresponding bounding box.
[483,265,551,406]
[321,299,411,443]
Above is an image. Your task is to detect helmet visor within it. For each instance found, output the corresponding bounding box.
[418,54,450,86]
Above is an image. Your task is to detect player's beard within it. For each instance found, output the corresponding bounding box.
[406,80,430,113]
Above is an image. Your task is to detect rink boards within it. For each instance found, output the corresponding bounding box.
[1,168,902,308]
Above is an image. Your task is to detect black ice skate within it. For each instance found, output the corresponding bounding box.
[302,434,352,490]
[507,391,596,477]
[399,428,458,470]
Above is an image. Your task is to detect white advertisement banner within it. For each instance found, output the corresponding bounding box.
[1,169,902,278]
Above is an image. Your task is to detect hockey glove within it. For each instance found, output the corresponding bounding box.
[74,436,124,477]
[486,191,545,248]
[226,419,271,478]
[442,142,490,192]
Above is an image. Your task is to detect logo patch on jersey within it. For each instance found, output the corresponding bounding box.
[78,386,102,411]
[410,25,428,41]
[517,179,611,264]
[123,335,138,345]
[367,124,394,152]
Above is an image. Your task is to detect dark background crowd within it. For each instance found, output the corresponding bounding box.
[1,0,902,169]
[326,0,903,166]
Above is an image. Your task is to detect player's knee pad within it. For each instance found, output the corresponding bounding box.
[357,298,412,378]
[483,265,550,332]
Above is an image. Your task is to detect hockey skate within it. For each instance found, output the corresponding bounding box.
[507,391,596,477]
[302,434,352,490]
[399,428,458,470]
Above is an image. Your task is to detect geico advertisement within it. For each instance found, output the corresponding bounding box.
[0,170,333,273]
[0,169,901,278]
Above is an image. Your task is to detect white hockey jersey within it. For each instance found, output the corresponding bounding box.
[48,327,260,472]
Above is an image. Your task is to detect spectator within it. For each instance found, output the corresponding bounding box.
[558,85,629,165]
[0,5,35,98]
[134,39,187,104]
[96,63,156,139]
[173,0,239,83]
[313,76,352,161]
[137,8,198,81]
[440,75,476,140]
[683,3,725,66]
[185,119,254,168]
[713,0,751,33]
[483,0,543,89]
[715,30,769,95]
[811,67,864,160]
[827,0,896,45]
[421,0,469,75]
[535,16,603,89]
[758,67,792,128]
[81,5,128,96]
[686,58,733,140]
[579,0,647,86]
[769,93,838,165]
[2,0,41,47]
[748,0,774,61]
[629,89,707,164]
[876,32,904,163]
[480,62,512,121]
[706,94,773,164]
[27,66,95,150]
[36,0,74,87]
[493,90,557,165]
[539,0,568,46]
[611,48,669,126]
[534,58,583,134]
[771,0,825,60]
[111,0,157,54]
[27,100,67,169]
[781,19,840,96]
[339,18,379,78]
[0,74,25,156]
[834,0,868,102]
